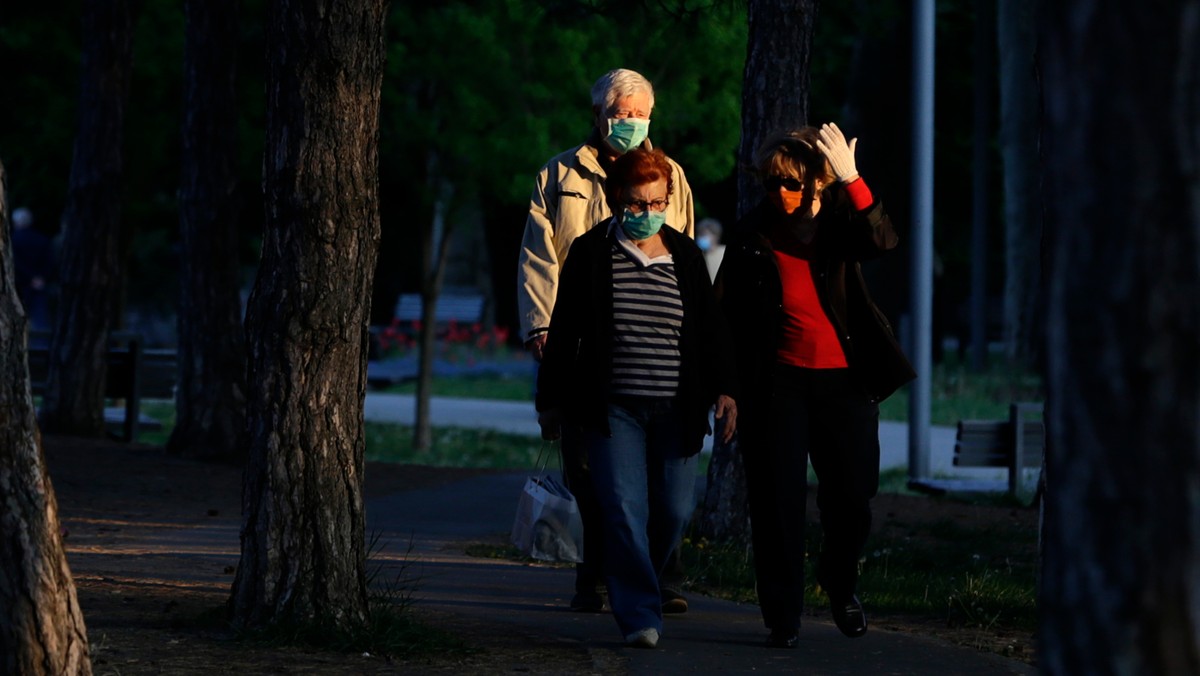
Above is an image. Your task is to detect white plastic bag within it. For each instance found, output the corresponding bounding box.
[510,473,584,563]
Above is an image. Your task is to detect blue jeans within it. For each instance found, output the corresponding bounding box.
[582,397,697,637]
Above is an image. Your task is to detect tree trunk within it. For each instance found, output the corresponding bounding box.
[0,163,92,675]
[703,0,817,543]
[997,0,1043,371]
[1038,4,1200,673]
[735,0,816,219]
[414,171,453,452]
[40,0,139,437]
[229,0,387,631]
[699,419,751,544]
[168,0,247,460]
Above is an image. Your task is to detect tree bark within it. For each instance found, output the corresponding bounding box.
[229,0,387,631]
[0,163,92,675]
[998,0,1043,370]
[169,0,247,460]
[735,0,816,219]
[1038,3,1200,673]
[703,0,818,543]
[414,174,453,452]
[40,0,140,437]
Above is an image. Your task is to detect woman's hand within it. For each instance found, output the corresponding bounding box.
[714,394,738,443]
[524,333,548,362]
[815,123,859,183]
[538,408,562,441]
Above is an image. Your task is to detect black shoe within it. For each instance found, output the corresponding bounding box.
[570,590,605,613]
[765,628,799,649]
[831,595,867,638]
[661,588,688,614]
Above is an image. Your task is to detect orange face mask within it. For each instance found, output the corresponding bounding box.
[768,190,805,215]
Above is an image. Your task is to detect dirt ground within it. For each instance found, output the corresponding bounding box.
[42,434,1038,674]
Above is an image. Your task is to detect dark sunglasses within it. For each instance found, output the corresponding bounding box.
[764,175,805,192]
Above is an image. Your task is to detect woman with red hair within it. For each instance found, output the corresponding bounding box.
[536,148,738,649]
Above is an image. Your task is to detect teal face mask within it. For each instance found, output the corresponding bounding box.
[621,209,667,240]
[605,117,650,154]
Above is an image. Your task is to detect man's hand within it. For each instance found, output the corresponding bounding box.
[525,333,548,363]
[538,408,562,441]
[714,394,738,443]
[815,123,859,183]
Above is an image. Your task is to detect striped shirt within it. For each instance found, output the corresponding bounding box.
[610,235,683,398]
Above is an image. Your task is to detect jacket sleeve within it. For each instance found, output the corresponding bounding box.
[517,162,559,342]
[686,240,738,402]
[844,192,899,262]
[671,160,696,239]
[534,233,589,413]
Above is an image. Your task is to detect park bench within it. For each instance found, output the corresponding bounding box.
[27,332,177,442]
[369,291,488,356]
[910,402,1046,504]
[393,292,487,329]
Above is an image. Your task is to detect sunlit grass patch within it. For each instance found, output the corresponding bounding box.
[364,423,543,469]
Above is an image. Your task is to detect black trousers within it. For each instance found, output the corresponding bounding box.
[561,424,606,594]
[742,365,880,631]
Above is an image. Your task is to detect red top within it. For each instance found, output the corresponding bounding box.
[771,178,874,369]
[773,247,848,368]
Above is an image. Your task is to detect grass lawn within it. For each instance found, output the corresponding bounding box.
[381,352,1043,427]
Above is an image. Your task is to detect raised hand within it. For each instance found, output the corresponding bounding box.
[815,123,860,183]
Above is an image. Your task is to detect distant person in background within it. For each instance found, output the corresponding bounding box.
[716,124,914,648]
[695,217,725,282]
[518,68,695,615]
[11,207,54,332]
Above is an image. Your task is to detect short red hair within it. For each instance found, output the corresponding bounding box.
[605,148,675,213]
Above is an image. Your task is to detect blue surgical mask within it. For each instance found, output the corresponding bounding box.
[696,234,713,252]
[621,209,666,240]
[605,117,650,154]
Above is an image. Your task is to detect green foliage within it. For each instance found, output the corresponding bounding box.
[364,422,543,468]
[677,506,1037,635]
[383,0,746,207]
[384,374,534,402]
[0,3,83,221]
[878,353,1044,426]
[849,518,1038,630]
[2,1,1001,339]
[383,353,1044,426]
[679,535,757,604]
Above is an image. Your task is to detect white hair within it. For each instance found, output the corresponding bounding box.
[590,68,655,115]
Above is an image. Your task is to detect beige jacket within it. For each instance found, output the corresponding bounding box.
[517,141,695,341]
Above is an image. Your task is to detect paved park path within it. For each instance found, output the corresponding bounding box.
[360,391,1032,674]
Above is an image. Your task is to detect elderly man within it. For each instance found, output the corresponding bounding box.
[517,68,694,615]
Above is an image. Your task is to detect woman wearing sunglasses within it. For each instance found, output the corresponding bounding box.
[536,147,738,649]
[715,124,914,648]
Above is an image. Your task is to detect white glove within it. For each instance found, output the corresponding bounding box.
[815,123,859,182]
